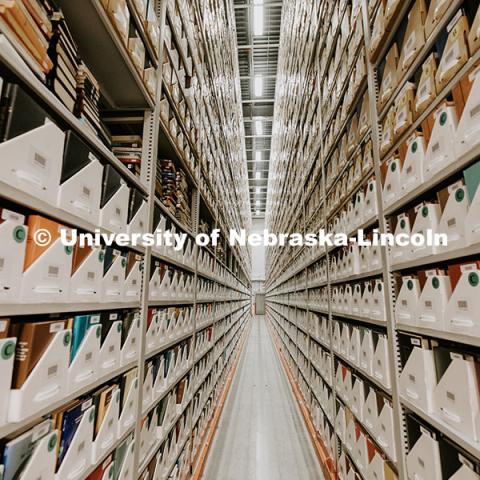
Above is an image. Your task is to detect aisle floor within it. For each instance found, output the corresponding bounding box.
[202,316,323,480]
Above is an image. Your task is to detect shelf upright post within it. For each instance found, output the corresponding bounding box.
[360,0,408,477]
[132,0,168,475]
[186,186,201,473]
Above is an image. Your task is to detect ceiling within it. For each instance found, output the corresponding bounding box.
[233,0,282,218]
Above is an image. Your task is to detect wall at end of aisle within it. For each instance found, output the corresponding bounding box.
[251,218,266,282]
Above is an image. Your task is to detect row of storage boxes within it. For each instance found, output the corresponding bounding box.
[102,0,158,98]
[322,45,367,127]
[311,339,333,386]
[329,242,382,280]
[159,87,197,166]
[0,310,140,425]
[1,393,136,480]
[195,301,246,330]
[333,320,392,390]
[331,279,387,321]
[376,2,480,110]
[1,211,143,304]
[321,0,363,86]
[399,335,480,445]
[335,368,397,463]
[148,262,245,303]
[138,390,191,473]
[326,168,377,221]
[325,132,373,193]
[328,180,377,238]
[383,64,480,191]
[145,306,193,355]
[389,159,480,263]
[395,260,480,336]
[405,413,480,479]
[0,83,148,230]
[338,444,397,480]
[380,29,480,160]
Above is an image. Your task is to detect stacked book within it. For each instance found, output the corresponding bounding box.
[157,159,177,215]
[75,62,100,135]
[111,134,143,177]
[0,0,54,77]
[175,169,191,228]
[47,8,80,113]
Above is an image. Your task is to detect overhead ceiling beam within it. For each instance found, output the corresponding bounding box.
[234,2,282,9]
[242,99,275,104]
[242,116,274,121]
[237,44,280,50]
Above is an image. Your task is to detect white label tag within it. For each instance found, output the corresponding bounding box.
[1,209,23,222]
[50,322,64,333]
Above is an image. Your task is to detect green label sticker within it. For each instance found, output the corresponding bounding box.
[109,466,113,478]
[65,246,73,255]
[369,183,374,192]
[117,322,122,333]
[13,226,26,243]
[1,340,15,360]
[391,162,397,172]
[96,326,101,338]
[422,206,429,218]
[455,189,465,202]
[89,409,95,422]
[411,141,417,153]
[400,219,406,229]
[121,258,127,268]
[378,283,382,292]
[469,272,479,287]
[432,277,439,289]
[48,433,57,452]
[440,111,448,126]
[99,251,105,262]
[63,331,71,346]
[407,280,413,290]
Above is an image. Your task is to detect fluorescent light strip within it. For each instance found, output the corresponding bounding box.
[255,150,262,162]
[253,1,264,36]
[254,76,263,97]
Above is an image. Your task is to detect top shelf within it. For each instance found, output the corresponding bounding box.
[56,0,154,109]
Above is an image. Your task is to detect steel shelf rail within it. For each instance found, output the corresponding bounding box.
[0,3,253,480]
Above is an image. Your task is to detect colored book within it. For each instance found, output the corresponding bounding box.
[0,419,52,480]
[58,397,93,466]
[12,319,67,389]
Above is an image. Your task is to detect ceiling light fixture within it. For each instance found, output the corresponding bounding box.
[255,119,263,135]
[254,76,263,97]
[253,0,264,36]
[255,172,261,180]
[255,150,262,162]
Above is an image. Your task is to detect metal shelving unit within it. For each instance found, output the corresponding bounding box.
[0,0,252,479]
[266,0,480,479]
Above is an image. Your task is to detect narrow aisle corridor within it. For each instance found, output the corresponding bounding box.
[202,316,323,480]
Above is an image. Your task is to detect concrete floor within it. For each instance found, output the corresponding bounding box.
[202,316,324,480]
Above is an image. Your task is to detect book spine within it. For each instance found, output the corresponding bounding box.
[12,324,34,389]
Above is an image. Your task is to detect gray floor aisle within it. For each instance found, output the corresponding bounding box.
[202,315,324,480]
